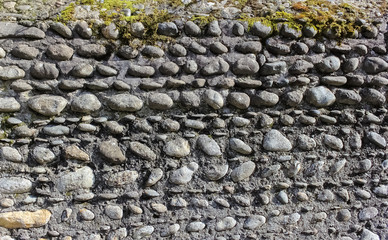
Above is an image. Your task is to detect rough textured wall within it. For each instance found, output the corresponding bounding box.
[0,1,388,240]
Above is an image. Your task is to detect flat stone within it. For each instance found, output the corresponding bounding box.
[169,162,198,185]
[0,209,51,229]
[129,141,156,161]
[164,137,190,158]
[207,20,222,36]
[99,139,126,164]
[169,44,187,57]
[145,168,163,186]
[96,65,118,76]
[108,94,143,112]
[229,138,252,155]
[0,97,20,112]
[65,145,89,161]
[215,217,237,231]
[323,134,343,150]
[0,22,45,39]
[50,22,72,38]
[210,42,228,54]
[201,58,229,76]
[71,93,101,113]
[305,86,336,107]
[289,60,314,75]
[361,88,386,106]
[260,61,287,75]
[186,221,205,232]
[321,76,347,86]
[142,45,164,58]
[0,147,22,162]
[0,66,25,80]
[263,129,292,152]
[316,56,341,73]
[33,147,55,164]
[46,44,74,61]
[74,20,92,39]
[127,64,155,77]
[11,45,39,60]
[363,57,388,74]
[252,91,279,107]
[43,125,70,136]
[228,92,250,109]
[0,177,32,194]
[367,131,386,148]
[196,135,222,156]
[148,93,173,110]
[79,208,94,221]
[56,166,94,192]
[335,89,362,105]
[205,164,228,181]
[102,23,119,39]
[105,206,123,220]
[105,170,138,187]
[231,161,255,182]
[133,226,154,239]
[359,207,378,221]
[185,21,201,36]
[204,89,224,109]
[77,44,107,58]
[244,215,266,230]
[233,57,260,75]
[72,63,93,78]
[28,95,67,116]
[159,62,180,76]
[30,62,59,79]
[157,22,178,37]
[373,185,388,197]
[235,41,262,54]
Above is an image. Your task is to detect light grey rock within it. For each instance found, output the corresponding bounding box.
[108,94,143,112]
[57,166,94,192]
[260,61,287,75]
[105,170,138,187]
[305,86,336,107]
[71,93,101,113]
[233,22,244,35]
[0,47,5,58]
[373,185,388,197]
[117,45,138,59]
[231,161,255,182]
[180,91,200,108]
[202,57,229,76]
[277,190,289,204]
[186,221,205,232]
[330,159,347,174]
[11,45,39,60]
[205,164,228,181]
[316,56,341,73]
[184,60,198,74]
[131,22,145,37]
[43,125,70,136]
[142,45,164,58]
[72,63,94,78]
[0,97,21,112]
[229,138,252,155]
[102,23,119,39]
[129,142,156,161]
[33,147,55,164]
[0,177,31,194]
[266,37,290,54]
[50,22,72,38]
[228,92,250,109]
[162,119,180,131]
[321,76,347,86]
[169,43,187,57]
[337,209,351,221]
[215,217,236,231]
[99,139,126,164]
[360,229,380,240]
[244,215,266,229]
[28,95,67,116]
[184,21,201,36]
[361,88,386,106]
[145,168,163,187]
[335,89,362,105]
[46,44,74,61]
[207,20,222,36]
[74,20,92,39]
[78,44,107,58]
[252,90,279,107]
[157,22,178,36]
[359,207,378,221]
[297,134,316,151]
[148,93,173,110]
[343,57,359,72]
[189,41,206,54]
[159,62,180,76]
[0,147,22,162]
[367,132,386,148]
[78,123,97,132]
[317,189,335,202]
[105,205,123,220]
[96,65,118,76]
[127,64,155,77]
[164,137,190,158]
[284,90,304,107]
[263,130,292,152]
[233,57,260,75]
[323,134,343,150]
[169,162,198,185]
[79,208,94,221]
[133,226,154,239]
[289,60,314,74]
[0,22,45,39]
[363,57,388,74]
[235,41,262,54]
[251,21,272,38]
[0,66,25,80]
[210,42,228,54]
[281,24,302,39]
[30,62,59,79]
[204,89,224,109]
[197,135,222,156]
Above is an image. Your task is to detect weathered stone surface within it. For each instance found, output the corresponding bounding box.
[201,58,229,76]
[316,56,341,73]
[260,61,287,75]
[157,22,178,37]
[0,209,51,229]
[33,146,56,164]
[30,62,59,79]
[235,41,262,53]
[28,95,67,116]
[148,93,173,110]
[0,66,25,80]
[252,91,279,107]
[204,89,224,109]
[108,94,143,112]
[71,93,101,113]
[263,130,292,152]
[233,57,260,75]
[65,145,89,161]
[228,92,250,109]
[231,161,255,182]
[251,21,272,38]
[127,64,155,77]
[0,147,22,162]
[0,97,21,112]
[105,170,138,186]
[129,142,156,161]
[229,138,252,155]
[196,135,222,156]
[78,44,107,58]
[57,166,94,192]
[305,86,336,107]
[99,139,126,164]
[0,177,32,194]
[11,45,39,59]
[46,44,74,61]
[363,57,388,74]
[169,162,198,185]
[164,137,190,158]
[0,22,45,39]
[50,22,72,38]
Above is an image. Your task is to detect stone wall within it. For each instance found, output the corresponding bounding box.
[0,12,387,240]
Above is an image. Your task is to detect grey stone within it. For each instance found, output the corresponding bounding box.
[359,207,378,221]
[215,217,236,231]
[30,62,59,79]
[78,123,97,132]
[207,20,222,36]
[50,22,72,38]
[363,57,388,74]
[360,229,380,240]
[28,95,67,116]
[316,56,341,73]
[228,92,250,109]
[263,129,292,152]
[102,23,119,39]
[104,121,125,134]
[133,226,154,239]
[373,185,388,197]
[164,137,190,158]
[233,57,260,75]
[297,134,316,151]
[0,147,22,162]
[157,22,178,37]
[145,168,163,187]
[0,97,21,112]
[201,58,229,76]
[162,119,180,132]
[305,86,336,107]
[79,208,94,221]
[284,90,304,107]
[204,89,224,109]
[57,166,94,192]
[78,44,107,58]
[11,45,39,60]
[367,131,386,148]
[260,61,287,75]
[0,47,5,58]
[96,65,117,77]
[169,44,187,57]
[189,41,206,54]
[321,76,347,86]
[277,190,289,204]
[99,139,126,164]
[324,134,343,150]
[343,58,359,73]
[184,60,198,73]
[244,215,266,230]
[289,60,314,74]
[33,147,55,164]
[0,66,25,80]
[0,22,45,39]
[185,21,201,36]
[105,170,138,187]
[127,64,155,77]
[131,22,145,37]
[210,42,228,54]
[361,88,386,106]
[117,46,138,59]
[232,117,250,127]
[292,42,309,54]
[159,61,180,76]
[252,91,279,107]
[142,45,164,58]
[317,189,335,202]
[105,205,123,220]
[169,162,198,185]
[251,21,272,38]
[0,177,32,194]
[43,125,70,136]
[148,93,173,110]
[181,91,200,108]
[186,221,205,232]
[231,161,255,182]
[197,135,222,156]
[205,164,228,181]
[281,24,302,39]
[229,138,252,155]
[335,89,362,104]
[266,37,290,55]
[303,25,318,37]
[232,22,244,36]
[362,25,379,38]
[113,80,130,90]
[108,94,143,112]
[46,44,74,61]
[235,41,262,54]
[337,209,351,221]
[72,63,94,78]
[129,141,156,161]
[74,20,92,39]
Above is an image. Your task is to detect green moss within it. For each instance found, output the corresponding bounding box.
[190,14,217,27]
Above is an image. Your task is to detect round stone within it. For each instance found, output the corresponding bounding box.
[108,94,143,112]
[46,44,74,61]
[0,147,22,162]
[164,137,190,158]
[33,147,55,164]
[105,205,123,220]
[196,135,222,156]
[228,92,250,109]
[148,93,173,110]
[263,130,292,152]
[305,86,336,107]
[71,93,101,113]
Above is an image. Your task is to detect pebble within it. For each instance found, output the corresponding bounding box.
[229,138,252,155]
[99,139,126,164]
[0,209,51,228]
[367,132,386,148]
[148,93,173,110]
[79,208,95,221]
[169,162,198,185]
[204,89,224,109]
[28,95,67,116]
[0,177,32,194]
[0,147,22,162]
[358,207,378,221]
[360,229,380,240]
[323,134,343,150]
[186,221,205,232]
[337,209,351,221]
[196,135,222,156]
[56,166,94,192]
[133,226,154,239]
[164,137,190,158]
[231,161,255,182]
[108,94,143,112]
[129,141,156,161]
[215,217,237,231]
[205,164,228,181]
[316,56,341,73]
[263,130,292,152]
[33,146,55,164]
[105,205,123,220]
